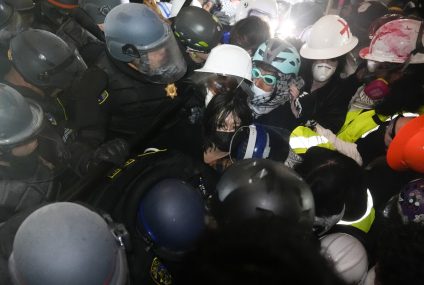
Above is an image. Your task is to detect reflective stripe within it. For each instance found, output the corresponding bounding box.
[361,113,420,139]
[289,135,329,149]
[360,125,380,139]
[338,189,375,233]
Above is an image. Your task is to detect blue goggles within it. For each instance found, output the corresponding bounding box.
[252,68,277,86]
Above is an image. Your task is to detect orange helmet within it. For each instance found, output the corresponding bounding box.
[387,115,424,173]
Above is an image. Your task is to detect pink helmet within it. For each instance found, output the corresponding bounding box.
[360,18,424,64]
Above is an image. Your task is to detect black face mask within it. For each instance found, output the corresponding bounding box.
[212,131,236,152]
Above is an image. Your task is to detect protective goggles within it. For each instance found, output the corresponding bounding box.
[252,67,277,86]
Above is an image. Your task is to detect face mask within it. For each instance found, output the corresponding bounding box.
[212,131,236,152]
[205,89,214,107]
[250,84,273,102]
[312,61,337,82]
[364,78,390,100]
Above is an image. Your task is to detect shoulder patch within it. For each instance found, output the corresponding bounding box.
[150,257,173,285]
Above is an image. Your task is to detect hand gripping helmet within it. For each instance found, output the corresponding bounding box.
[300,15,359,60]
[215,159,315,229]
[8,202,128,285]
[252,38,301,76]
[195,44,252,81]
[104,3,187,84]
[9,29,87,89]
[320,233,368,284]
[0,84,43,150]
[387,115,424,173]
[137,179,206,260]
[78,0,129,24]
[173,6,223,53]
[360,18,424,64]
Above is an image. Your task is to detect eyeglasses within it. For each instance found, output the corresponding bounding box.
[252,68,277,86]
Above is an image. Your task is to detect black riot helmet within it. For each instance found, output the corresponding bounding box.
[78,0,129,24]
[9,202,129,285]
[4,0,34,11]
[0,1,24,44]
[0,84,43,150]
[173,6,223,53]
[40,0,78,26]
[215,159,315,229]
[104,3,187,84]
[9,29,87,89]
[0,0,14,27]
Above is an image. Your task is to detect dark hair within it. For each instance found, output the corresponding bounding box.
[230,16,271,55]
[203,88,252,149]
[375,64,424,115]
[295,147,367,219]
[177,216,347,285]
[375,222,424,285]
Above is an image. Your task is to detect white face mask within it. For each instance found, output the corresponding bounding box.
[250,83,273,101]
[312,60,338,82]
[205,88,214,107]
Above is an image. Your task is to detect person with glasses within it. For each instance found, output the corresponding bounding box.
[248,38,305,132]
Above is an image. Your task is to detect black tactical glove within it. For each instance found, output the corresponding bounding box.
[91,138,130,166]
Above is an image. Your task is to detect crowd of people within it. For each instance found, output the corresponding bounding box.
[0,0,423,284]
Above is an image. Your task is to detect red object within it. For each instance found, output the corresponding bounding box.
[387,115,424,173]
[47,0,78,9]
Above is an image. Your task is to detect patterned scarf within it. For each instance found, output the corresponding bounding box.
[249,71,305,118]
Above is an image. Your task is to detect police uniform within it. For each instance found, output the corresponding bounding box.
[95,50,195,142]
[67,148,217,285]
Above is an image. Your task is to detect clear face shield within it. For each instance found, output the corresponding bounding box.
[130,28,187,84]
[0,11,24,46]
[45,49,87,89]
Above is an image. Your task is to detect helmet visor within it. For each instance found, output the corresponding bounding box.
[131,31,187,84]
[0,11,24,44]
[47,49,87,89]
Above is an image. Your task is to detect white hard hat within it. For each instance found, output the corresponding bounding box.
[195,44,252,82]
[300,15,359,60]
[320,233,368,284]
[359,18,424,64]
[235,0,279,22]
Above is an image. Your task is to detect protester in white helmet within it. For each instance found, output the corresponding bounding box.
[295,14,361,134]
[320,233,369,285]
[195,44,253,170]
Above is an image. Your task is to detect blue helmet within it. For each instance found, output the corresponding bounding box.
[252,38,301,76]
[231,124,271,160]
[137,179,206,257]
